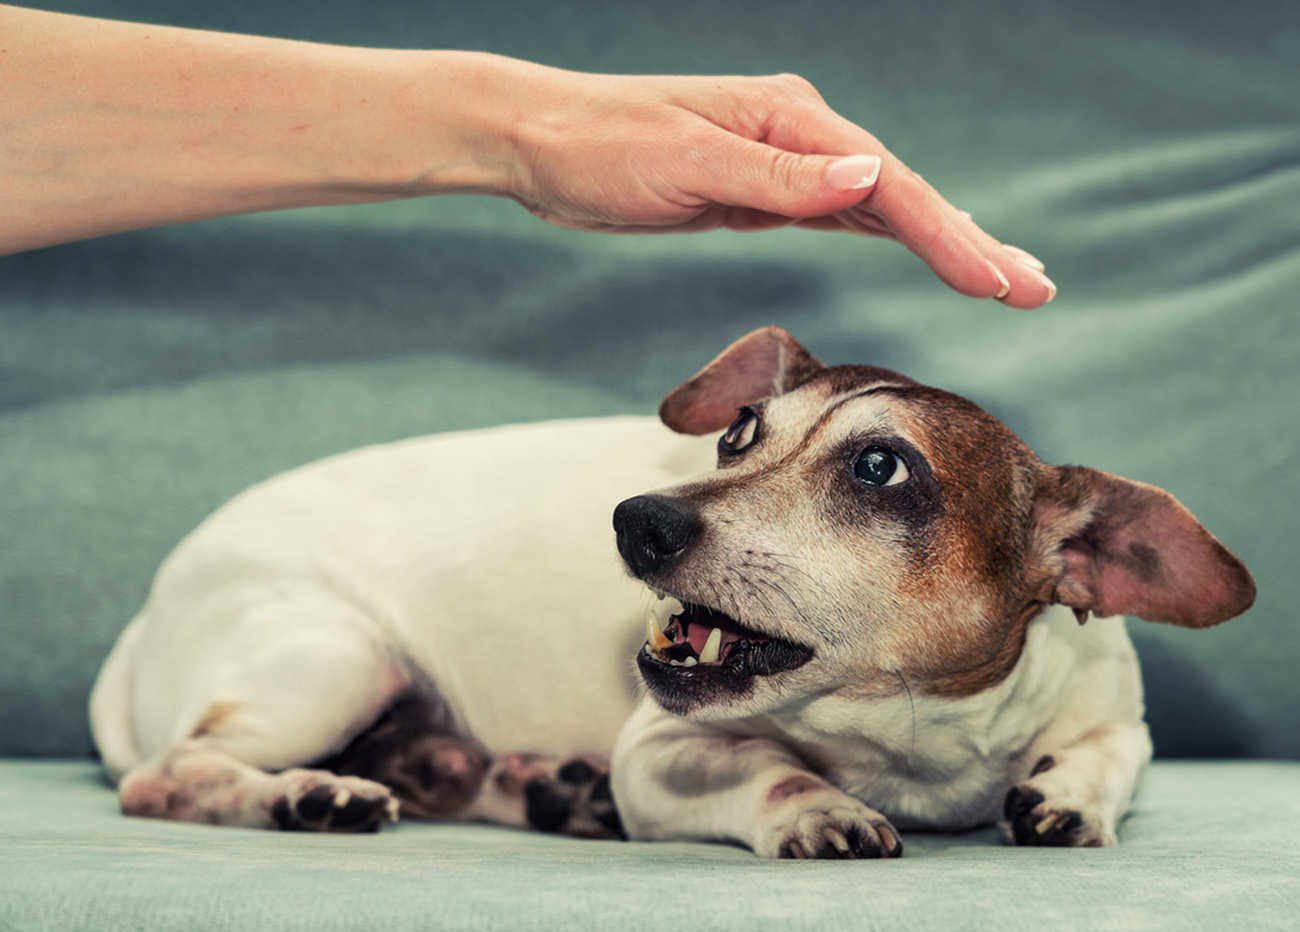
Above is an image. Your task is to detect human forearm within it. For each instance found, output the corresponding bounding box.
[0,6,522,253]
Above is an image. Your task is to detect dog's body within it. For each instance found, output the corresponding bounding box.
[91,328,1254,857]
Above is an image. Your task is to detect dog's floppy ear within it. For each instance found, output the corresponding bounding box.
[1033,465,1255,628]
[659,326,824,435]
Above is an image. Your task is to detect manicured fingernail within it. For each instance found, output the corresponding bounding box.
[1038,272,1057,303]
[826,155,883,192]
[988,261,1011,299]
[1004,245,1046,272]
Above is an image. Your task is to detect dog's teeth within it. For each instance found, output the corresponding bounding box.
[646,611,673,651]
[333,789,352,808]
[683,657,698,667]
[698,627,722,664]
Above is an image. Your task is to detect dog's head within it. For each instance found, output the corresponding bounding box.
[613,327,1255,720]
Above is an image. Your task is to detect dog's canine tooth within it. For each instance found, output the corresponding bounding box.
[698,628,722,664]
[646,611,673,651]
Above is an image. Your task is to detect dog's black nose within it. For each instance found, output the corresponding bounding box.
[612,495,697,579]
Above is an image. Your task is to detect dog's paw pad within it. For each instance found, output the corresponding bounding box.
[508,756,624,840]
[272,772,398,833]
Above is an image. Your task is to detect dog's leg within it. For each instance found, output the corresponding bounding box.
[613,701,902,859]
[333,739,623,838]
[1001,720,1153,847]
[116,601,417,832]
[119,740,401,831]
[314,691,490,819]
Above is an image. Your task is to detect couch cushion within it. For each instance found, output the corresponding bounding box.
[1,760,1296,932]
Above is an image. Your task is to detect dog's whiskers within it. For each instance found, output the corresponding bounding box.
[757,552,822,586]
[732,561,812,630]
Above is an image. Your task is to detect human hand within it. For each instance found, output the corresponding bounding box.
[502,68,1054,308]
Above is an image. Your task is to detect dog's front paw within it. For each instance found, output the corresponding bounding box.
[757,797,903,860]
[1002,757,1117,848]
[270,770,399,833]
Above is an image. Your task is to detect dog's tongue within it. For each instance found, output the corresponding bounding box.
[682,609,757,655]
[687,622,724,655]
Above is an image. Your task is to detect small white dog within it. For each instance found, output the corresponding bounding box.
[90,327,1254,858]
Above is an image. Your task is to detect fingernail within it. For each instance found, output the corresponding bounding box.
[988,261,1011,299]
[1004,245,1046,272]
[826,155,883,192]
[1038,271,1057,303]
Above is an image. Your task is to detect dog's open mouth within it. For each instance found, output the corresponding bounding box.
[640,599,813,681]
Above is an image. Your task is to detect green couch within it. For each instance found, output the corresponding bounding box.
[3,1,1297,929]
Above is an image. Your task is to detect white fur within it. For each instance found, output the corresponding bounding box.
[611,607,1148,850]
[92,416,712,779]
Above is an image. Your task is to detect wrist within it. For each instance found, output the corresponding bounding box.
[310,49,530,202]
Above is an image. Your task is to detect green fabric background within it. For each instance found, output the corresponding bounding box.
[1,0,1298,927]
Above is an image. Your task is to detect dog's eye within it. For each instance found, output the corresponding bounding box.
[853,447,909,487]
[720,407,760,454]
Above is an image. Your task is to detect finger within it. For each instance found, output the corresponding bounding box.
[934,198,1057,308]
[792,214,897,239]
[673,129,885,222]
[994,248,1057,309]
[765,103,1055,307]
[1003,244,1046,272]
[855,167,1013,300]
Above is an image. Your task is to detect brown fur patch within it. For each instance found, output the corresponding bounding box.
[1034,466,1255,628]
[659,326,827,435]
[767,774,828,804]
[917,600,1048,699]
[840,393,1047,700]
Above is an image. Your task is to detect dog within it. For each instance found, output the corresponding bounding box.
[89,326,1255,858]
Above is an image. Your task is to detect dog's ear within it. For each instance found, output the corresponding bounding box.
[659,327,824,435]
[1033,465,1255,628]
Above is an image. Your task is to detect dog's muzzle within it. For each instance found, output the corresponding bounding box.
[613,494,815,716]
[612,495,697,579]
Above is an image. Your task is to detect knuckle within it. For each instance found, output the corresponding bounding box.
[769,72,819,99]
[767,148,806,190]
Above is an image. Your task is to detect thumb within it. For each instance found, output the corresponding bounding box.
[696,141,882,219]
